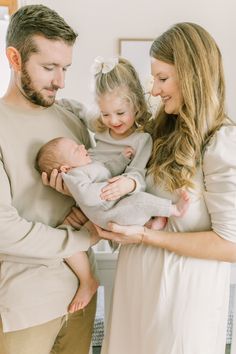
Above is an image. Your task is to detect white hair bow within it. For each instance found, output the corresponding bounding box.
[91,56,119,75]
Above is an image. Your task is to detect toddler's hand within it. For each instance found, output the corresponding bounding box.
[122,146,135,159]
[100,175,136,201]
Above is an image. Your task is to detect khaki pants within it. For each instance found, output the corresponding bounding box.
[0,294,96,354]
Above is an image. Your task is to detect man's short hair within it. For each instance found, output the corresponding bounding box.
[6,4,78,63]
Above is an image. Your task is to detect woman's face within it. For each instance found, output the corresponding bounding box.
[151,58,183,115]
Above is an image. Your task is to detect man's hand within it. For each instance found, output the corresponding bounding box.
[63,209,99,246]
[84,221,100,246]
[63,207,88,229]
[100,176,136,201]
[41,169,71,196]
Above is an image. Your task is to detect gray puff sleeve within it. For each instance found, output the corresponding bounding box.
[203,125,236,242]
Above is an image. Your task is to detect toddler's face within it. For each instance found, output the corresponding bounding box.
[98,91,136,139]
[59,138,91,168]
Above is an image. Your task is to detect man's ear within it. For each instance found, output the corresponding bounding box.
[59,165,71,173]
[6,47,22,71]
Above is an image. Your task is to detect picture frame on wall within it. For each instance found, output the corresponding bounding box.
[118,38,160,114]
[118,38,153,88]
[0,0,18,15]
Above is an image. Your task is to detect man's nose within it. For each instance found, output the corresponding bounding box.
[52,70,65,89]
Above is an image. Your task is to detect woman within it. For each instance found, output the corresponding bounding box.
[96,22,236,354]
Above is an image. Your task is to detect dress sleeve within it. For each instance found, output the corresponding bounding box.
[203,125,236,242]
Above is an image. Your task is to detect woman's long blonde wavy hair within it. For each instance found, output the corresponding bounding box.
[147,22,228,191]
[93,57,152,132]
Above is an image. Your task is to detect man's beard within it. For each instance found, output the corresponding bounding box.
[20,66,57,107]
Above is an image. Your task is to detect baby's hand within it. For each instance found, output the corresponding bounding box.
[122,146,135,159]
[100,175,136,201]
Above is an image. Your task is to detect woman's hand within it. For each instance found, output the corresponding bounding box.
[63,206,88,229]
[94,222,144,245]
[41,169,72,196]
[100,176,135,201]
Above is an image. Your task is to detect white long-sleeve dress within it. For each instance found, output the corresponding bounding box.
[101,125,236,354]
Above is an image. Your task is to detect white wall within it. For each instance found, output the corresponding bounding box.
[0,20,10,95]
[3,0,236,120]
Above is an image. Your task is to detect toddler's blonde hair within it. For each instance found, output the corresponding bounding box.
[94,57,152,132]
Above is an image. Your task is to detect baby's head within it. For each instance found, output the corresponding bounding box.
[36,137,91,175]
[92,57,151,132]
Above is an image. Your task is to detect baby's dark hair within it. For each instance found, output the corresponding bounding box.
[93,57,152,132]
[35,137,65,175]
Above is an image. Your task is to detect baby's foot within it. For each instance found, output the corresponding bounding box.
[68,277,99,313]
[146,216,167,230]
[171,189,190,217]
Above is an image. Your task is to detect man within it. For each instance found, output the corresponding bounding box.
[0,5,98,354]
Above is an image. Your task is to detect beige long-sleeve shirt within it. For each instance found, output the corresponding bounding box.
[0,99,95,332]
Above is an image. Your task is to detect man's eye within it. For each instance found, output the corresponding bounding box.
[43,67,53,71]
[117,112,125,115]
